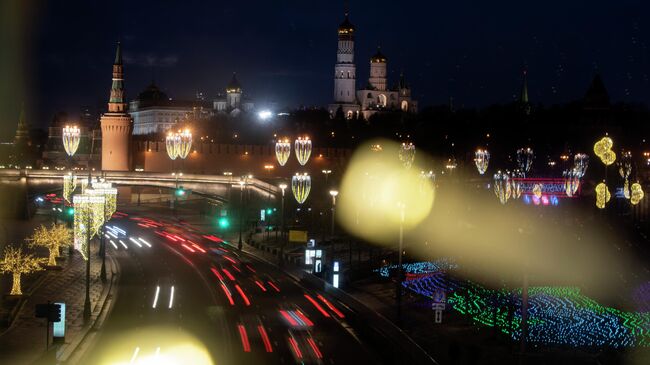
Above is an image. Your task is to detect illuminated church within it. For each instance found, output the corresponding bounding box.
[328,11,417,120]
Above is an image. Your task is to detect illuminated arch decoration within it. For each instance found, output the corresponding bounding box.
[516,148,534,175]
[493,171,511,205]
[399,142,416,169]
[275,139,291,166]
[474,149,490,175]
[291,173,311,204]
[294,137,312,166]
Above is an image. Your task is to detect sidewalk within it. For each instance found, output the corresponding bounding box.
[0,240,112,365]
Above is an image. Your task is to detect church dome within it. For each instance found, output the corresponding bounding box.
[371,48,387,63]
[138,82,168,102]
[338,13,355,36]
[226,73,242,93]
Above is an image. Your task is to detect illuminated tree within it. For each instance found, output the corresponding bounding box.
[0,247,46,295]
[29,224,72,266]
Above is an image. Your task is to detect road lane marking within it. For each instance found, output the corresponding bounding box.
[152,286,160,308]
[169,286,175,309]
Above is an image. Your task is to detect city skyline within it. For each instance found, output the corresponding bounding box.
[1,0,649,138]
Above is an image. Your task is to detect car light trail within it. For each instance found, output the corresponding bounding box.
[307,338,323,359]
[130,346,140,364]
[138,237,152,247]
[111,225,127,235]
[119,240,128,249]
[280,310,299,326]
[190,243,206,253]
[294,310,314,326]
[317,294,345,318]
[235,284,251,306]
[222,268,235,281]
[210,267,224,281]
[152,286,160,308]
[231,264,242,273]
[107,231,118,239]
[181,243,196,253]
[203,234,223,243]
[268,281,280,292]
[258,325,273,352]
[129,237,142,247]
[104,234,111,239]
[254,280,267,292]
[223,255,237,264]
[288,336,303,359]
[169,286,175,309]
[110,240,118,249]
[238,324,251,352]
[304,294,331,317]
[246,264,256,273]
[220,283,234,306]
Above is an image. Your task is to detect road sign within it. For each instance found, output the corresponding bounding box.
[289,230,308,243]
[52,302,66,339]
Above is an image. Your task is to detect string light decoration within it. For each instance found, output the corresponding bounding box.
[177,129,193,159]
[419,170,436,200]
[73,194,105,260]
[474,149,490,175]
[294,137,312,166]
[573,153,589,178]
[563,169,580,197]
[595,182,611,209]
[399,142,416,169]
[511,170,523,199]
[631,182,645,205]
[623,179,632,200]
[618,151,632,180]
[62,125,81,157]
[493,171,511,204]
[516,148,534,175]
[594,136,617,166]
[0,247,46,295]
[63,172,77,203]
[291,173,311,204]
[29,224,72,266]
[88,183,118,220]
[166,132,181,160]
[532,183,543,199]
[275,139,291,166]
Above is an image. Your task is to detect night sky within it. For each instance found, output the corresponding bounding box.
[1,0,649,139]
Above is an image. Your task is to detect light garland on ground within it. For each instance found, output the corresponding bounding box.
[294,137,312,166]
[291,173,311,204]
[275,139,291,166]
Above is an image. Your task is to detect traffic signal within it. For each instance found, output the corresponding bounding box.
[218,217,230,229]
[175,187,186,197]
[266,208,273,215]
[66,207,74,216]
[49,303,62,322]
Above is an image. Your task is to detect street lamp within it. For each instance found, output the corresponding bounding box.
[278,183,287,267]
[329,190,338,238]
[166,130,192,214]
[322,169,332,186]
[61,125,81,224]
[238,179,246,250]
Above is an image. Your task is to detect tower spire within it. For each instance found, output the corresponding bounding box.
[14,103,30,144]
[108,42,127,113]
[520,69,531,115]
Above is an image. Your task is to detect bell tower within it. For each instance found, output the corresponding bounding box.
[100,42,133,171]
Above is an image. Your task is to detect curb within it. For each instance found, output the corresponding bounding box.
[0,270,51,334]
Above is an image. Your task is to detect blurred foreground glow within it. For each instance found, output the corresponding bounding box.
[98,326,213,365]
[338,139,434,242]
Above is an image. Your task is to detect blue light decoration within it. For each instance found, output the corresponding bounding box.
[522,194,560,207]
[381,259,650,347]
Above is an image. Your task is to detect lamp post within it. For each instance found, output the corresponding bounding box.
[322,169,332,186]
[279,183,287,267]
[329,190,338,272]
[396,202,405,323]
[166,130,192,216]
[238,179,246,250]
[62,125,81,225]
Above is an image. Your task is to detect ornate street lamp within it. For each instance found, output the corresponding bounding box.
[292,173,311,204]
[62,125,81,157]
[275,139,291,166]
[295,137,312,166]
[278,183,287,267]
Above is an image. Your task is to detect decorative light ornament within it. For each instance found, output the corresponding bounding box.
[630,182,644,205]
[294,137,312,166]
[63,172,77,203]
[594,136,616,166]
[573,153,589,178]
[623,179,631,200]
[419,170,436,198]
[166,133,181,160]
[493,171,511,205]
[532,183,543,199]
[516,148,534,175]
[399,142,416,169]
[275,139,291,166]
[563,169,580,197]
[474,149,490,175]
[291,173,311,204]
[177,129,193,159]
[73,194,106,260]
[595,182,611,209]
[62,125,81,157]
[88,182,118,220]
[511,170,523,199]
[618,151,632,179]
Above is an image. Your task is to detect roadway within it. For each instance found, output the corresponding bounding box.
[79,212,389,365]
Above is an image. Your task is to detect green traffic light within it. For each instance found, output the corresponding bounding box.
[67,208,74,215]
[176,189,186,197]
[266,208,273,215]
[218,217,230,229]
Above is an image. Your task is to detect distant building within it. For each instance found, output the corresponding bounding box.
[213,73,255,117]
[130,82,211,135]
[328,11,417,120]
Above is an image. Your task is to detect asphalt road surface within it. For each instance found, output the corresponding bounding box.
[79,212,396,365]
